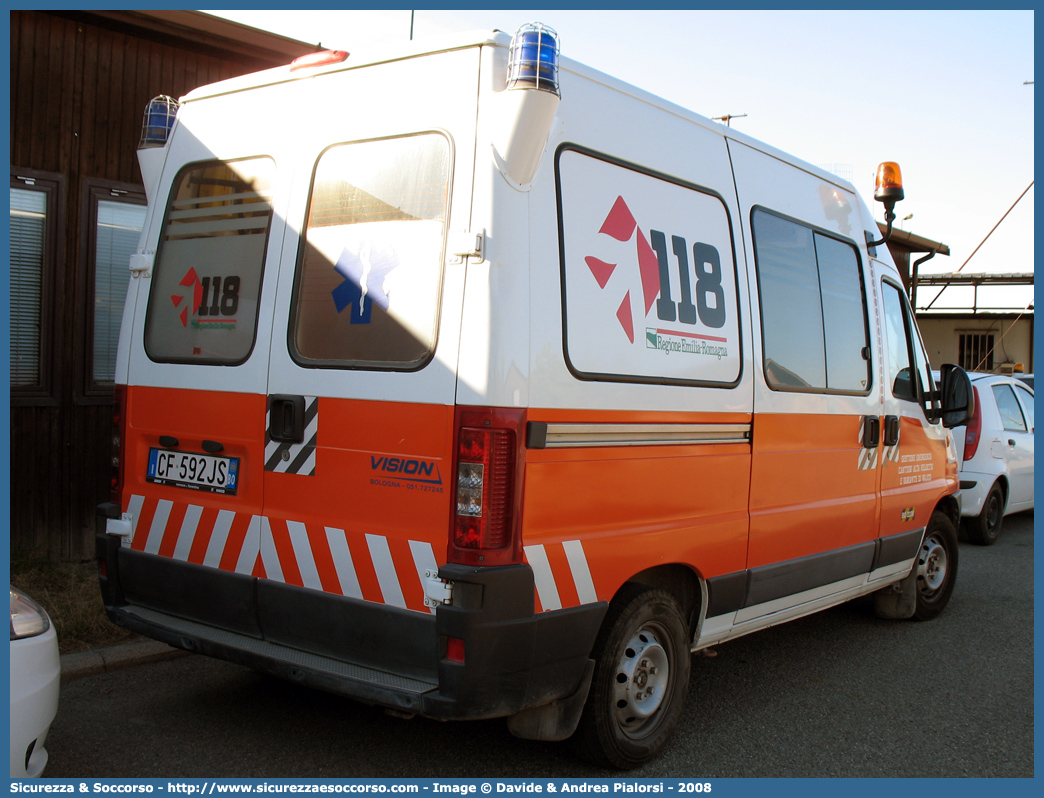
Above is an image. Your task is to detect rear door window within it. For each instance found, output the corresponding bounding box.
[289,133,451,370]
[144,157,275,364]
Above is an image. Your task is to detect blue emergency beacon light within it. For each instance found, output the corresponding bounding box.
[506,22,560,96]
[139,95,180,148]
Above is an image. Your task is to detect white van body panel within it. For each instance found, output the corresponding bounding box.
[124,81,306,395]
[499,65,755,416]
[263,49,481,406]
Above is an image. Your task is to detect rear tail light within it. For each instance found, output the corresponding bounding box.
[110,385,127,507]
[449,408,527,566]
[963,386,982,462]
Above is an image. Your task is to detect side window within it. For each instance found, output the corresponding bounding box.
[882,282,916,401]
[10,170,64,403]
[556,148,741,386]
[910,312,937,409]
[290,134,451,370]
[1014,384,1034,431]
[993,384,1028,433]
[145,157,275,365]
[882,280,938,418]
[85,182,146,393]
[752,210,869,392]
[817,234,870,391]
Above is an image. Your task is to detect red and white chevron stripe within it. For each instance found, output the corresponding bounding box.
[523,540,599,612]
[123,494,440,614]
[123,494,602,614]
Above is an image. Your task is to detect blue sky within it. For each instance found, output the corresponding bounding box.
[205,8,1034,312]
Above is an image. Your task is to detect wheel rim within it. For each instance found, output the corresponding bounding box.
[612,622,671,737]
[917,534,948,596]
[985,492,1002,535]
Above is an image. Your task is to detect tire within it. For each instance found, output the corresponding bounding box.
[573,583,691,769]
[913,511,959,621]
[965,482,1005,546]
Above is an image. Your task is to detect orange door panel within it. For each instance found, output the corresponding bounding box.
[748,412,879,569]
[879,414,958,538]
[261,398,455,613]
[122,386,266,572]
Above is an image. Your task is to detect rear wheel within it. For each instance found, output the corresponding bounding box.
[965,482,1005,546]
[573,584,690,769]
[913,511,959,620]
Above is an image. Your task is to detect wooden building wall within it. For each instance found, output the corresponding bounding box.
[9,11,295,560]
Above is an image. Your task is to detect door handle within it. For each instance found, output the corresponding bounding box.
[862,416,881,449]
[268,395,306,444]
[884,416,900,447]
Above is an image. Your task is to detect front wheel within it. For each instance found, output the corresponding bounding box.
[573,584,691,769]
[913,511,959,620]
[965,482,1005,546]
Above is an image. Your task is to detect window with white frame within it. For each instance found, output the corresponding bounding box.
[85,182,146,393]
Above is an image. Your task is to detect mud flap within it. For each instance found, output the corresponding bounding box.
[506,659,596,742]
[873,566,917,619]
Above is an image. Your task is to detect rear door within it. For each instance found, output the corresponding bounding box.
[259,50,481,614]
[121,80,304,604]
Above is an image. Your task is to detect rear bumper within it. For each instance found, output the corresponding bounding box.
[96,529,605,721]
[957,470,996,518]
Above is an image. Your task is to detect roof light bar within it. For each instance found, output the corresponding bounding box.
[507,22,560,96]
[290,50,349,71]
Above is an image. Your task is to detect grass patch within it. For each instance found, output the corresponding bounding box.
[10,557,137,655]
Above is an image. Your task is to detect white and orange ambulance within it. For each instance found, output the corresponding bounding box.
[98,24,974,768]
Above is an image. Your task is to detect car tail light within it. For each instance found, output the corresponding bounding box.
[963,386,982,462]
[110,385,127,507]
[449,407,527,566]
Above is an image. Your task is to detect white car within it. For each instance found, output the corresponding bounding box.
[949,373,1034,545]
[9,588,60,778]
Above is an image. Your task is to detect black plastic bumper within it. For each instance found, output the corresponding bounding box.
[96,525,606,721]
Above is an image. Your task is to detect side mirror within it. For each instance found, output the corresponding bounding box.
[938,364,974,428]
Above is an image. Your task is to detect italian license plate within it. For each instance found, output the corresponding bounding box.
[146,448,240,495]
